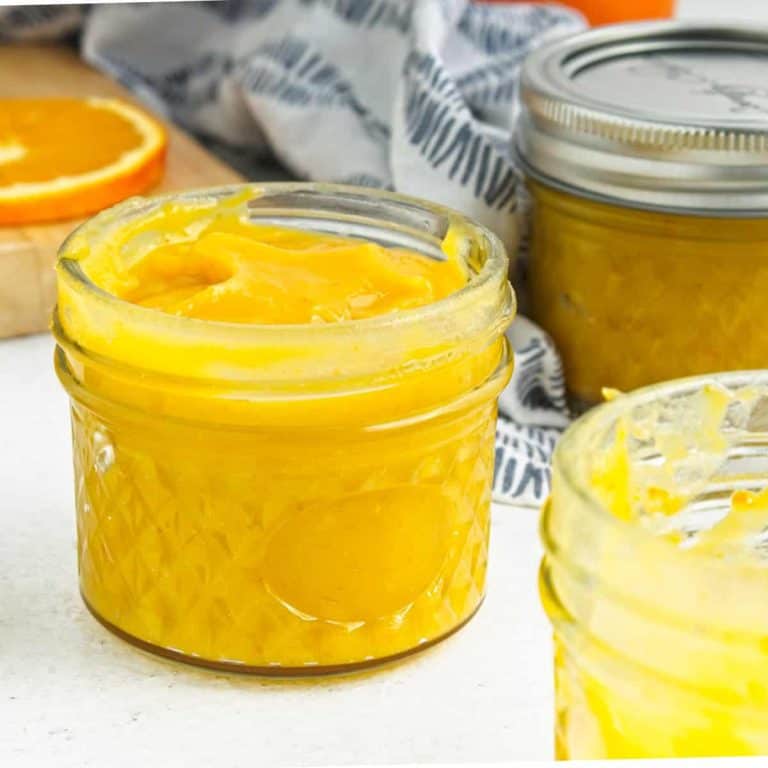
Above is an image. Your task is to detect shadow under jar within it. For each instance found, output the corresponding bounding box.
[542,371,768,758]
[53,184,515,675]
[516,21,768,411]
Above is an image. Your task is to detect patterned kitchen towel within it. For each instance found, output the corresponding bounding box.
[495,317,570,506]
[0,4,84,40]
[0,0,583,506]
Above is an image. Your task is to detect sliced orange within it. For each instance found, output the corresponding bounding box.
[0,97,167,225]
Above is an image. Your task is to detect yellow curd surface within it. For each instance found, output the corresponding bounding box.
[528,181,768,407]
[542,377,768,757]
[90,217,467,323]
[54,186,513,672]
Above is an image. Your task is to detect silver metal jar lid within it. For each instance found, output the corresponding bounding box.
[516,21,768,216]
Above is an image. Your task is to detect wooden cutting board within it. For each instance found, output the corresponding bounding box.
[0,43,244,338]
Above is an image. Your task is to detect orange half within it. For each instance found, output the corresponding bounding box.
[0,97,167,225]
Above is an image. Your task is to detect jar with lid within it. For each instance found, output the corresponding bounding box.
[516,22,768,410]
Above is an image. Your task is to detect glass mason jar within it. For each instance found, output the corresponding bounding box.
[53,184,515,674]
[526,182,768,406]
[516,22,768,410]
[541,371,768,758]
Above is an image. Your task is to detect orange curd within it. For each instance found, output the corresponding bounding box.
[54,184,515,673]
[542,373,768,758]
[527,183,768,406]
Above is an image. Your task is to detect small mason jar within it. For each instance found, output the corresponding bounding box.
[541,371,768,758]
[516,22,768,410]
[53,184,515,674]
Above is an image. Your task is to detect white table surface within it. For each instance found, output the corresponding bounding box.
[1,1,764,766]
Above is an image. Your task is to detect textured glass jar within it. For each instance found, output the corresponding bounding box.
[53,184,515,674]
[542,371,768,758]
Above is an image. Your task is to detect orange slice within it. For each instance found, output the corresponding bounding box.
[0,97,167,225]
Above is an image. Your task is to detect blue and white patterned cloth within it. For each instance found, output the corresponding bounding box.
[1,1,584,506]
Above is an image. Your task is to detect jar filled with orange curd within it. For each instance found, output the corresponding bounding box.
[53,184,515,674]
[516,22,768,411]
[542,371,768,758]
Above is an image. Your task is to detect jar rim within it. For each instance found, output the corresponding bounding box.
[55,183,514,384]
[58,182,509,334]
[554,369,768,567]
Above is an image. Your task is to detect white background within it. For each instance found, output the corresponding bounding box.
[0,1,765,766]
